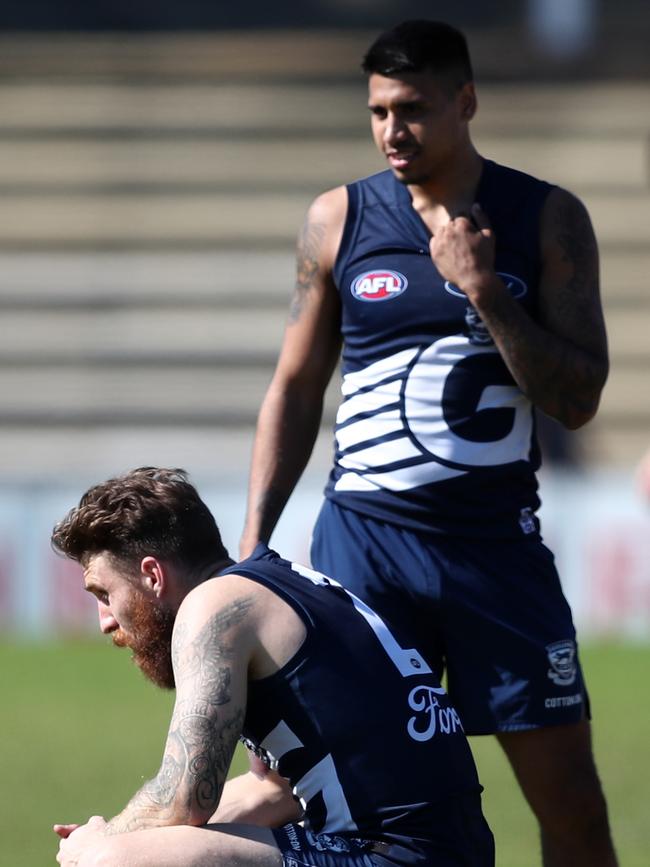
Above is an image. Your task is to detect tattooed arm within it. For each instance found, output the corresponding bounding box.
[430,189,608,429]
[104,582,256,833]
[239,187,346,558]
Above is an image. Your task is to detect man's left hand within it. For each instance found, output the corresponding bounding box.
[56,815,107,866]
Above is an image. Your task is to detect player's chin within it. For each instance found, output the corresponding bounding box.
[389,165,429,186]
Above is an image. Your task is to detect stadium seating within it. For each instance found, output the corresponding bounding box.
[0,32,647,481]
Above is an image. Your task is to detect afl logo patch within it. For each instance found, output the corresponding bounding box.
[351,270,408,302]
[445,272,528,299]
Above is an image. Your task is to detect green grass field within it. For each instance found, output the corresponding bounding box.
[2,639,648,866]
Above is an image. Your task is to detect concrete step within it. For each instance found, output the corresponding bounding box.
[1,301,646,364]
[0,133,645,193]
[0,191,309,248]
[0,82,369,135]
[1,188,648,249]
[1,81,649,137]
[0,250,647,306]
[0,364,341,424]
[596,367,649,421]
[0,423,336,488]
[0,308,287,360]
[601,250,650,301]
[0,251,294,304]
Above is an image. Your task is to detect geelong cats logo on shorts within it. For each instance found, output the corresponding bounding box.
[351,270,408,301]
[546,640,577,686]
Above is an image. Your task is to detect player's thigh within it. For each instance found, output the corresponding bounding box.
[95,823,282,867]
[440,535,588,734]
[311,500,441,651]
[497,720,605,821]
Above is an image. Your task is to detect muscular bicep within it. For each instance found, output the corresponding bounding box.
[538,187,608,369]
[274,188,346,391]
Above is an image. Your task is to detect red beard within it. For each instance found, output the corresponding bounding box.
[112,592,176,690]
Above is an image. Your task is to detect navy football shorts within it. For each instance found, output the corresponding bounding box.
[311,499,590,735]
[272,822,494,867]
[271,826,377,867]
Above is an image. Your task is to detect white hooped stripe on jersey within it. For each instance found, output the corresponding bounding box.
[336,408,402,452]
[259,720,357,833]
[337,435,423,471]
[261,719,305,766]
[335,461,466,492]
[341,347,419,397]
[295,753,357,832]
[337,379,402,426]
[291,561,432,677]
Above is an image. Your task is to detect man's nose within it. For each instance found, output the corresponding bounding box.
[384,114,407,145]
[97,599,118,634]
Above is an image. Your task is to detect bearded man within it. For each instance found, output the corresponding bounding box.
[51,467,493,867]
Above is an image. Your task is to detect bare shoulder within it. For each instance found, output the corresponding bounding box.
[307,185,348,226]
[537,186,607,357]
[178,573,265,628]
[169,576,263,697]
[177,573,297,635]
[180,573,306,681]
[298,185,348,271]
[289,186,347,326]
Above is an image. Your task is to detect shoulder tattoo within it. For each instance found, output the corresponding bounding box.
[289,217,326,323]
[553,193,598,300]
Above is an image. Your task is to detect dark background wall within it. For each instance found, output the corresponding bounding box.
[1,1,648,80]
[0,1,522,31]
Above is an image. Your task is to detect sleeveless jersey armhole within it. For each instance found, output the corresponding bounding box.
[332,181,361,292]
[530,183,555,276]
[225,567,317,633]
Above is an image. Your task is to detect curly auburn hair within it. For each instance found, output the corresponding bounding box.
[51,467,229,572]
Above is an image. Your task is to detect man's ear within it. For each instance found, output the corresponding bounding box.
[140,556,165,597]
[458,81,477,121]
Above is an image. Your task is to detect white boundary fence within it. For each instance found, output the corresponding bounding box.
[1,469,649,640]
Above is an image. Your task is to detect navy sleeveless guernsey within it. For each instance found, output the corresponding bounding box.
[326,160,554,537]
[221,545,486,849]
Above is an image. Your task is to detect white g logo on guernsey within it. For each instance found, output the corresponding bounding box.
[333,336,534,493]
[407,685,464,741]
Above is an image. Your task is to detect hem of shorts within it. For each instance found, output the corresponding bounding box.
[467,717,588,736]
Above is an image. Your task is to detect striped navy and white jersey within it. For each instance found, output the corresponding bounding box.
[221,545,483,842]
[326,160,554,537]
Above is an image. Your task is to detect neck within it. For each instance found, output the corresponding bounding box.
[408,147,483,215]
[178,555,235,596]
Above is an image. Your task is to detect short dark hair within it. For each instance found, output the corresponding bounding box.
[51,467,228,574]
[362,20,473,87]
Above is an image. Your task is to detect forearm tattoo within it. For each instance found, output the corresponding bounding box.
[106,598,252,834]
[289,217,325,323]
[482,193,607,423]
